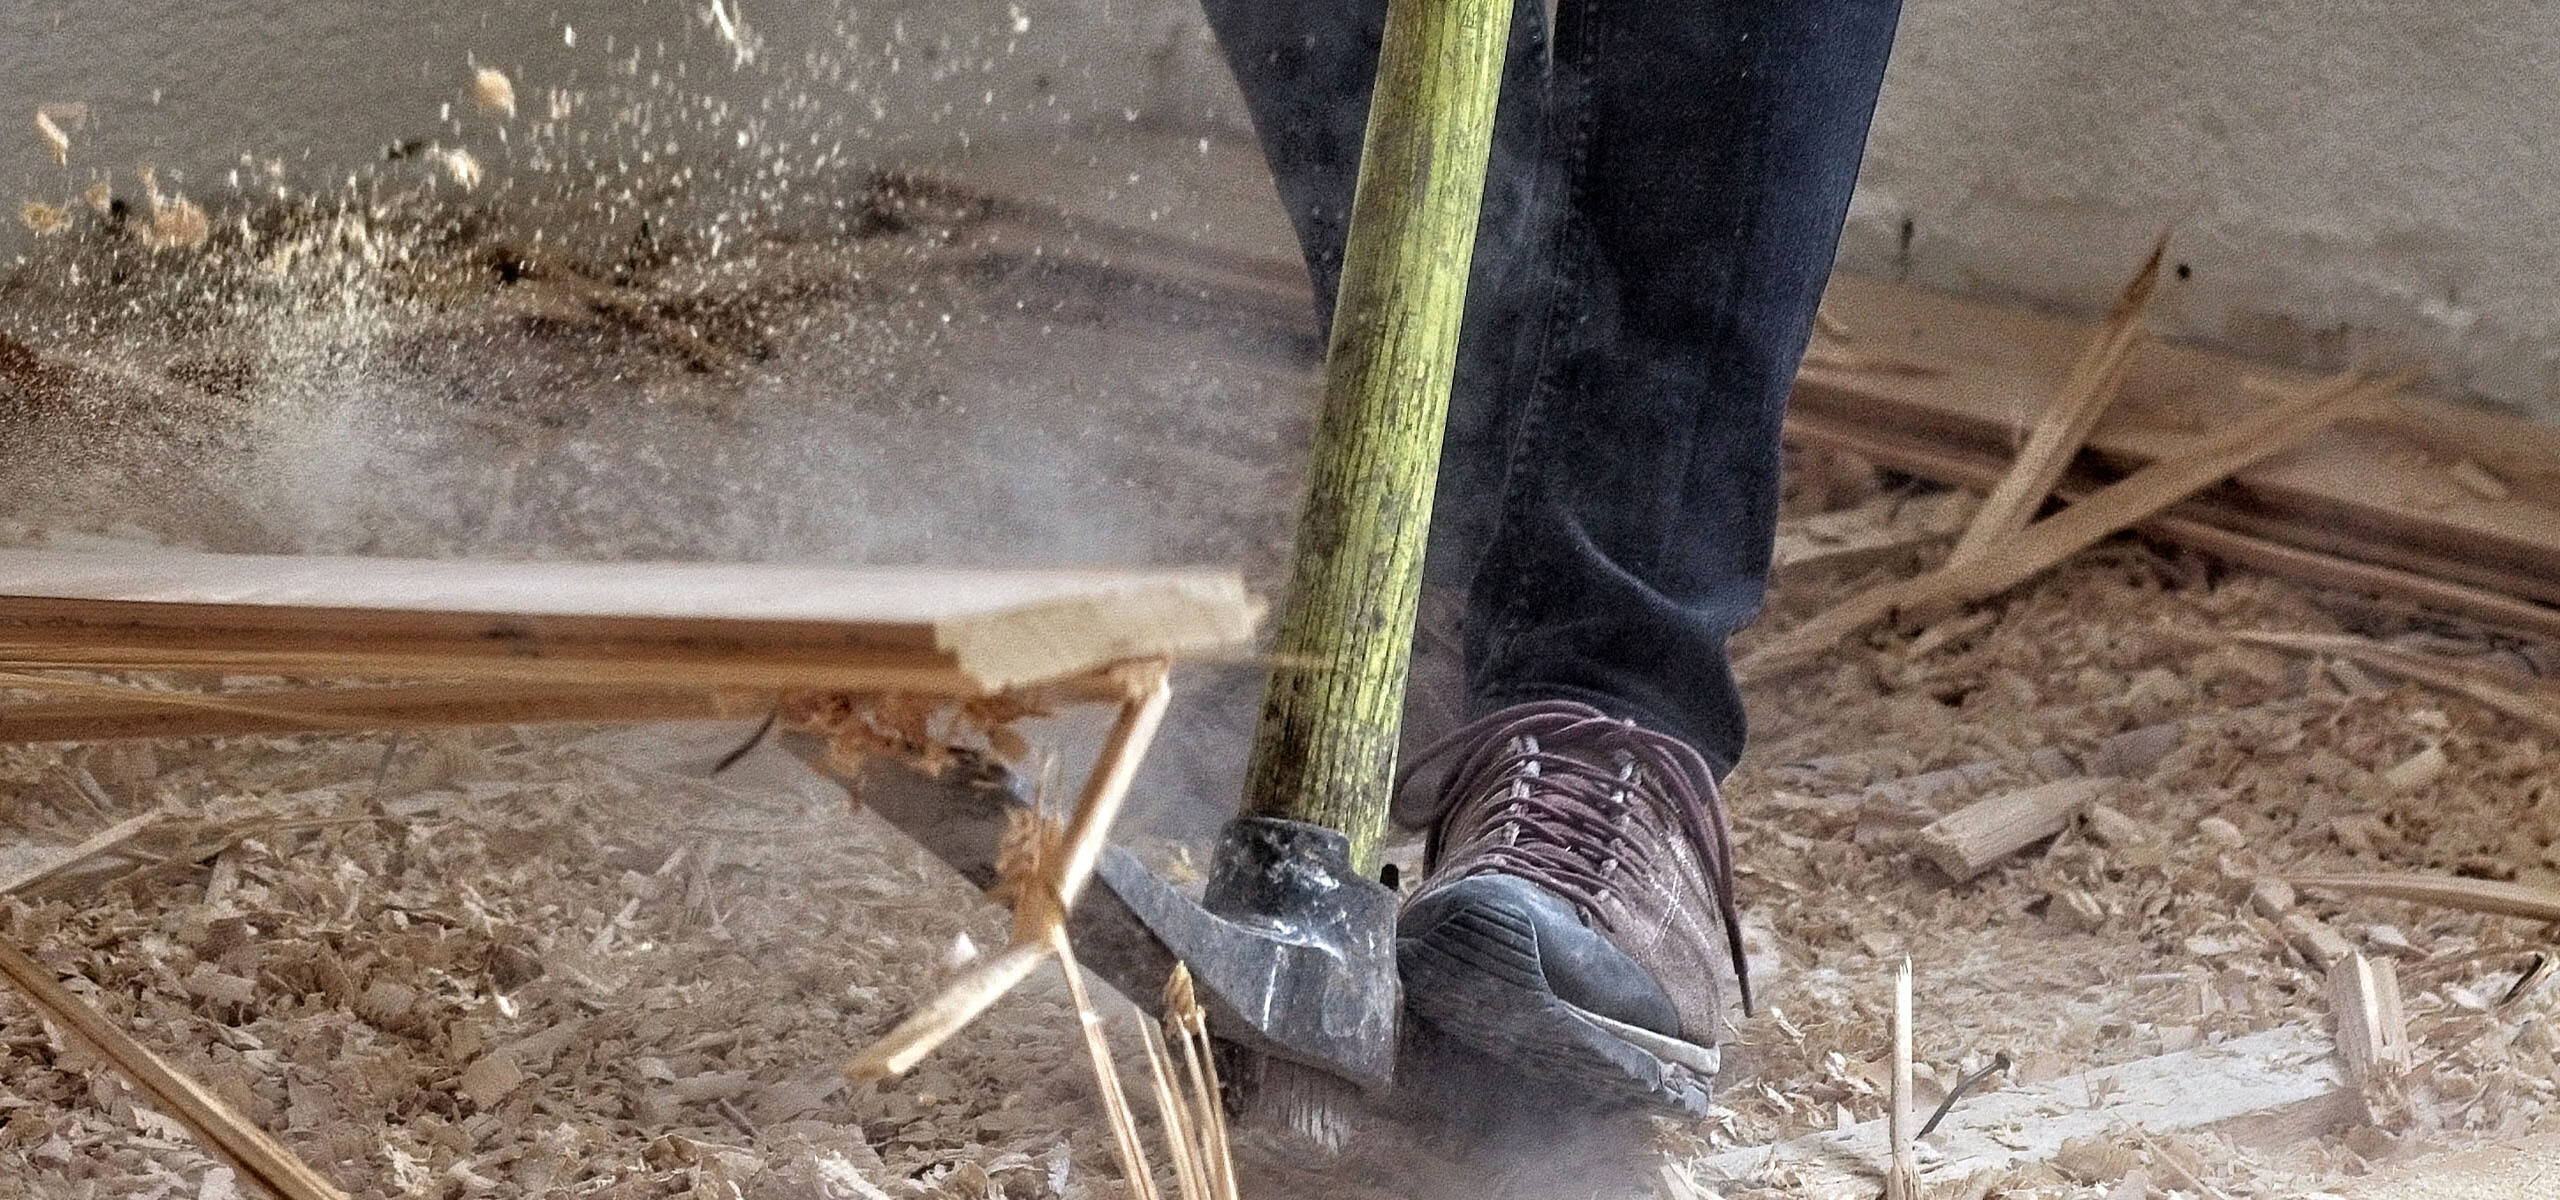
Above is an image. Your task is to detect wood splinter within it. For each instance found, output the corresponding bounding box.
[1886,956,1921,1200]
[1915,778,2114,882]
[845,664,1172,1081]
[2327,951,2410,1090]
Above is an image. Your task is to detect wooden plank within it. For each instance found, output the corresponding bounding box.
[1741,370,2409,680]
[1692,1026,2353,1196]
[0,550,1260,694]
[0,682,737,743]
[1946,237,2164,567]
[1781,411,2560,645]
[1804,275,2560,606]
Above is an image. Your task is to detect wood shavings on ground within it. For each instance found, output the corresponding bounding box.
[1665,449,2560,1197]
[19,203,69,237]
[0,722,1150,1198]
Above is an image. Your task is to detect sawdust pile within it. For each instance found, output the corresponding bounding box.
[0,723,1141,1199]
[1667,467,2560,1196]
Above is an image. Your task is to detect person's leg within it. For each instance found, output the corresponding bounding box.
[1395,0,1904,1115]
[1203,0,1904,1115]
[1467,0,1904,778]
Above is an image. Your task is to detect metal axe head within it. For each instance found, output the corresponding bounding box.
[776,733,1400,1093]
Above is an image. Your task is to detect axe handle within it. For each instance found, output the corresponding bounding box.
[1241,0,1515,872]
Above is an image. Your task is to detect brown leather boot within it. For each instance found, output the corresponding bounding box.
[1394,700,1747,1114]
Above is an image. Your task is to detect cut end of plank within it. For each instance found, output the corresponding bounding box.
[937,577,1261,692]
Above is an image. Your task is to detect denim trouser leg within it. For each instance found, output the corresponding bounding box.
[1202,1,1903,777]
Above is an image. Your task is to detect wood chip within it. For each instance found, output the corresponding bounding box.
[181,964,258,1008]
[34,106,71,165]
[2282,913,2357,971]
[1915,779,2113,881]
[471,68,517,118]
[2250,878,2298,919]
[2327,952,2409,1087]
[456,1053,527,1109]
[2081,803,2148,849]
[2381,744,2448,791]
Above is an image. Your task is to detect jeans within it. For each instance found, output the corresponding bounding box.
[1202,0,1903,776]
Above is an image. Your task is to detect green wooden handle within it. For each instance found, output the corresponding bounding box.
[1242,0,1514,871]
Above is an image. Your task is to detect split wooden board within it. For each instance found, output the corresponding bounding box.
[0,549,1261,695]
[1802,275,2560,610]
[1694,1025,2352,1195]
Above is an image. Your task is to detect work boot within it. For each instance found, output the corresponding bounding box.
[1393,700,1748,1115]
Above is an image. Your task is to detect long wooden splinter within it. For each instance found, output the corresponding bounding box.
[0,936,348,1200]
[846,662,1172,1080]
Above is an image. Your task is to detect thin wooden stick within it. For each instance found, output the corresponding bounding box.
[1739,368,2415,682]
[0,935,349,1200]
[2233,631,2560,738]
[2288,873,2560,924]
[1886,956,1920,1200]
[0,811,161,896]
[845,943,1051,1081]
[1054,664,1172,912]
[1948,234,2168,566]
[1049,929,1163,1200]
[1140,1019,1210,1200]
[847,666,1175,1081]
[1165,965,1238,1200]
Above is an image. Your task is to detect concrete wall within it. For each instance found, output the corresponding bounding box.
[7,2,2556,421]
[1842,1,2560,420]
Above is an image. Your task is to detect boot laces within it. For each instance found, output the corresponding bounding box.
[1402,700,1751,1012]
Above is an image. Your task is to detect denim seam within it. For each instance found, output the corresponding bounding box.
[1478,3,1603,688]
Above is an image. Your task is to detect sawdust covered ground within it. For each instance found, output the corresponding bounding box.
[3,132,2559,1200]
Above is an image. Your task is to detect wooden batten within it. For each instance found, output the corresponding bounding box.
[1801,275,2560,608]
[1781,411,2560,645]
[0,549,1261,696]
[0,682,742,744]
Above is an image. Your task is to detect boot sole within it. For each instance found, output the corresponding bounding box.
[1398,897,1717,1116]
